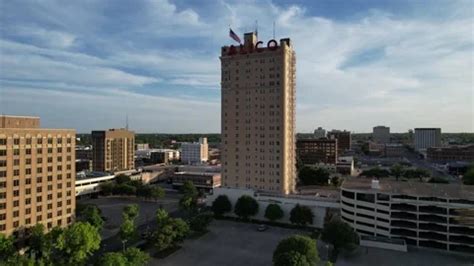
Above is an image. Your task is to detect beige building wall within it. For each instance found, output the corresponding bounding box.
[220,32,296,195]
[92,129,135,172]
[0,115,76,236]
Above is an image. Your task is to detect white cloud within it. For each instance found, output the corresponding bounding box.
[13,26,77,49]
[0,0,472,132]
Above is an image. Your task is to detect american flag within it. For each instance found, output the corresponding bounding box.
[229,28,241,44]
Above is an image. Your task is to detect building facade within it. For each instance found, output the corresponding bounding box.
[373,126,390,144]
[414,128,441,151]
[0,115,76,236]
[340,178,474,253]
[328,130,351,152]
[220,32,296,195]
[427,145,474,163]
[91,129,135,172]
[181,137,208,164]
[297,138,338,164]
[384,144,404,158]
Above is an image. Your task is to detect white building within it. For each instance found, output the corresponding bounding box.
[181,137,208,164]
[373,126,390,144]
[207,187,340,228]
[340,178,474,253]
[314,127,326,138]
[75,171,115,198]
[414,128,441,151]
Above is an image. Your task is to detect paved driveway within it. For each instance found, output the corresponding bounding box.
[154,220,306,266]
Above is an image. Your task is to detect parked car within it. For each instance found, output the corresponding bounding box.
[257,224,268,232]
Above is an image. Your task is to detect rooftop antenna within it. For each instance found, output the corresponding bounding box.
[273,21,276,39]
[125,114,129,130]
[255,20,258,39]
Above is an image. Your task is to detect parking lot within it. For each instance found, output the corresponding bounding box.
[155,220,307,266]
[79,195,180,239]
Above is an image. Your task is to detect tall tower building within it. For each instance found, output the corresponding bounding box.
[220,32,296,195]
[0,115,76,236]
[414,128,441,151]
[91,128,135,172]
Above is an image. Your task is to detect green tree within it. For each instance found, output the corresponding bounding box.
[115,174,131,184]
[321,219,359,261]
[274,250,310,266]
[189,211,213,232]
[99,182,115,196]
[404,168,431,179]
[119,219,137,244]
[289,204,314,226]
[79,205,104,230]
[150,186,165,200]
[152,209,189,252]
[264,204,284,222]
[273,235,319,266]
[55,222,101,265]
[179,181,199,212]
[360,167,390,178]
[99,252,127,266]
[330,176,341,187]
[114,184,137,195]
[26,224,50,260]
[0,233,16,263]
[211,195,232,217]
[123,204,140,221]
[390,164,405,181]
[123,247,150,266]
[234,195,259,220]
[299,166,330,186]
[463,165,474,185]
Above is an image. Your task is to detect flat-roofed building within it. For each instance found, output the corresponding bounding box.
[414,128,441,151]
[172,171,221,191]
[341,178,474,253]
[427,144,474,163]
[384,144,404,158]
[91,128,135,172]
[373,126,390,144]
[221,32,296,195]
[181,137,208,164]
[0,115,76,236]
[328,130,351,152]
[297,138,338,165]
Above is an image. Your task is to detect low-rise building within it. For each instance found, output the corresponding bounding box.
[337,156,355,176]
[135,143,149,150]
[297,138,338,165]
[340,178,474,253]
[427,144,474,163]
[75,171,115,198]
[76,145,92,160]
[172,172,221,191]
[384,144,404,158]
[75,159,91,172]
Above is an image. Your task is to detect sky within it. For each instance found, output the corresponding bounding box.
[0,0,472,133]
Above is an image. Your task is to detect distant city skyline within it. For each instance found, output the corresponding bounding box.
[0,0,472,133]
